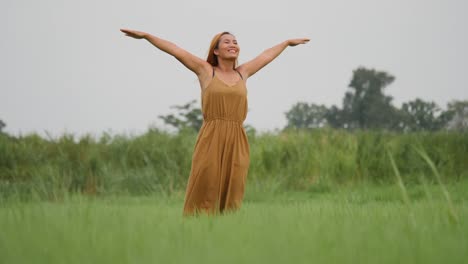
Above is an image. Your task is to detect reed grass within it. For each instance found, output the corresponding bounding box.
[0,129,467,199]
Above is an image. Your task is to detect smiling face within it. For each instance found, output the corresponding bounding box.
[214,34,240,61]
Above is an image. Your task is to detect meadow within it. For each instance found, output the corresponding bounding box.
[0,129,467,263]
[1,183,467,264]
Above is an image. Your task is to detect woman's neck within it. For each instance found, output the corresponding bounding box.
[216,59,236,72]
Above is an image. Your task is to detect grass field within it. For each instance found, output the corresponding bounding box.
[2,130,468,199]
[1,183,467,264]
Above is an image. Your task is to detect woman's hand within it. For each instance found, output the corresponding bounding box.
[120,29,147,39]
[288,38,310,46]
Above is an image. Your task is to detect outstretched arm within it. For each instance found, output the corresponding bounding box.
[120,29,210,77]
[237,38,310,79]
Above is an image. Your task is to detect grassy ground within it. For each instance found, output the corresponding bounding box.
[1,182,467,264]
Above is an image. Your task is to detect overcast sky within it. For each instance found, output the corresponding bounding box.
[2,0,467,137]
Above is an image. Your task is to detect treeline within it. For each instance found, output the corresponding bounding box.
[2,67,466,136]
[285,67,468,132]
[1,129,467,199]
[156,67,468,133]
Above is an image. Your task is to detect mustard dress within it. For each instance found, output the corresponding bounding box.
[183,70,250,216]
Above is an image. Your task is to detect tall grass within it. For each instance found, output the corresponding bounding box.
[414,147,459,223]
[0,129,467,199]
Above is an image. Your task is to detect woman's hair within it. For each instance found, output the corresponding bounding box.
[206,31,237,68]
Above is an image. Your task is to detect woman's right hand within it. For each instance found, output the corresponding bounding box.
[120,29,147,39]
[287,38,310,46]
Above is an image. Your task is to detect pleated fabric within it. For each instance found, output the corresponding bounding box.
[183,75,250,216]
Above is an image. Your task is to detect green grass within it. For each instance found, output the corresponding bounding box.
[1,129,467,262]
[1,183,467,264]
[2,130,468,199]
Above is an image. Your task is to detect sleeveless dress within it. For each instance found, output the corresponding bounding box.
[183,70,250,216]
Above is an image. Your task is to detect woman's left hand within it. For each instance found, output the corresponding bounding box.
[120,29,147,39]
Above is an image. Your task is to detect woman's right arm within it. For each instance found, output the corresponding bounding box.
[120,29,210,77]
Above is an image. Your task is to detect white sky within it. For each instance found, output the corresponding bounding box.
[2,0,468,137]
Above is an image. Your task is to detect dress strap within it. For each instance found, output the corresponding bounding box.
[235,69,244,80]
[212,67,243,80]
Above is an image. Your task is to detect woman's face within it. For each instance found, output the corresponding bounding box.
[214,34,240,60]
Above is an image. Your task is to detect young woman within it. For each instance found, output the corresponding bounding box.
[120,29,309,215]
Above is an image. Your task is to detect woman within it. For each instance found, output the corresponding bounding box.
[120,29,309,215]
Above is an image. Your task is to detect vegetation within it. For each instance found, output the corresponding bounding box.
[0,119,5,134]
[1,129,467,199]
[158,100,203,132]
[285,67,468,132]
[1,183,468,264]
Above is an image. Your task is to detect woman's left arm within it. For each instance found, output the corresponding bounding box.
[237,38,310,79]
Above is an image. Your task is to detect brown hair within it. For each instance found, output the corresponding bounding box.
[206,31,237,68]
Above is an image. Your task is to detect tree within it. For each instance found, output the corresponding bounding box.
[0,120,5,133]
[325,105,347,129]
[342,67,397,130]
[446,100,468,131]
[159,100,203,132]
[284,102,328,129]
[400,98,445,131]
[159,99,256,134]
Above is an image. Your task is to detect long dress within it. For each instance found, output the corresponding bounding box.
[183,71,250,216]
